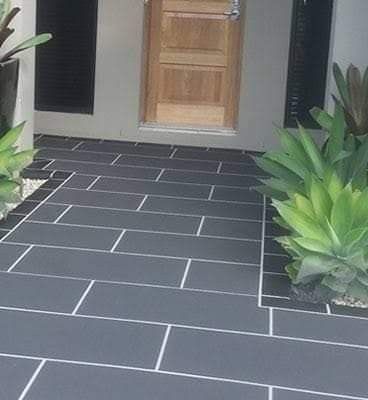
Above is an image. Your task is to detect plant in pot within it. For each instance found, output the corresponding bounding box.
[255,104,368,306]
[0,121,38,220]
[0,0,52,136]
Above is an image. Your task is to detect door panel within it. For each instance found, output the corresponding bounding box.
[144,0,242,129]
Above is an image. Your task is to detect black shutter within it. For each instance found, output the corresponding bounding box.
[35,0,98,114]
[284,0,334,129]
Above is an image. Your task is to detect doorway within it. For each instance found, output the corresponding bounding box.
[142,0,243,130]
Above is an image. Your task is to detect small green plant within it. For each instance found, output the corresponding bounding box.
[0,121,37,218]
[273,179,368,301]
[0,0,52,63]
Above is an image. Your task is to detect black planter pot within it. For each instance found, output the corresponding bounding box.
[0,58,19,137]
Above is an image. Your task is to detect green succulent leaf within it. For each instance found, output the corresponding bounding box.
[296,255,338,284]
[309,178,332,221]
[310,107,333,131]
[0,121,25,151]
[330,186,353,240]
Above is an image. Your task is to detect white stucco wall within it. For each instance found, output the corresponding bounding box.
[35,0,294,151]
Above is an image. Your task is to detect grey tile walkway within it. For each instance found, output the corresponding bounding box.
[0,136,366,400]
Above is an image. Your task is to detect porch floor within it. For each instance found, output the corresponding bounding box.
[0,135,367,399]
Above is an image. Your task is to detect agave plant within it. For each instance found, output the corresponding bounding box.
[255,103,368,200]
[0,121,37,218]
[272,177,368,301]
[330,63,368,137]
[0,0,52,63]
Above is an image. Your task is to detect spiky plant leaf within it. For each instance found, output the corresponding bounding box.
[309,178,332,221]
[295,255,338,284]
[298,123,325,177]
[333,63,351,110]
[0,121,25,151]
[310,107,333,131]
[330,186,353,240]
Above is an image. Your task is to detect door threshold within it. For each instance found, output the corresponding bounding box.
[139,123,238,137]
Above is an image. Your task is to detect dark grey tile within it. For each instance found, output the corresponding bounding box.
[116,154,219,172]
[137,142,172,150]
[46,160,160,180]
[27,188,53,202]
[0,355,40,399]
[211,186,263,203]
[174,149,254,163]
[92,176,211,199]
[201,218,262,239]
[261,297,327,313]
[6,222,121,250]
[48,188,143,210]
[142,197,263,220]
[117,231,261,264]
[27,204,68,222]
[79,282,268,333]
[0,272,88,312]
[263,254,289,274]
[40,179,64,190]
[26,362,267,400]
[38,148,118,164]
[161,328,368,398]
[264,238,287,255]
[50,171,73,180]
[28,159,52,170]
[59,206,201,234]
[208,147,243,154]
[185,260,259,295]
[274,388,356,400]
[220,162,266,176]
[263,274,290,297]
[265,222,288,237]
[0,309,164,368]
[274,309,368,348]
[14,246,186,286]
[0,243,28,271]
[0,214,24,229]
[266,207,278,221]
[62,174,98,189]
[79,142,172,157]
[161,170,258,188]
[10,200,39,215]
[37,136,82,149]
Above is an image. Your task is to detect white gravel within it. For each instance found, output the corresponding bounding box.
[0,178,47,220]
[332,295,368,309]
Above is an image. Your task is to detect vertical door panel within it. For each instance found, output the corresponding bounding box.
[144,0,242,129]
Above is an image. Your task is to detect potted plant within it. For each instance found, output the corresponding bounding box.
[0,0,52,136]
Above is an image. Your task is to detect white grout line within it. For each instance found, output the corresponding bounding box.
[6,246,34,272]
[3,269,258,298]
[72,280,95,315]
[208,185,215,200]
[34,134,43,143]
[155,325,172,370]
[44,198,263,224]
[0,304,367,351]
[18,359,46,400]
[110,230,126,252]
[0,350,364,400]
[169,148,178,159]
[196,216,206,236]
[0,172,77,243]
[326,304,331,314]
[155,169,165,182]
[136,195,148,211]
[71,142,84,151]
[86,176,101,190]
[269,308,274,336]
[41,160,55,170]
[58,184,263,206]
[216,162,223,174]
[21,220,262,244]
[268,386,273,400]
[258,196,267,307]
[110,154,122,165]
[3,240,261,267]
[180,259,192,289]
[53,205,73,223]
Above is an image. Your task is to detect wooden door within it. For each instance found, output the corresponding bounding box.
[144,0,243,129]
